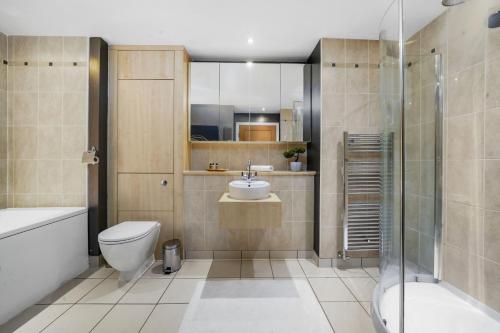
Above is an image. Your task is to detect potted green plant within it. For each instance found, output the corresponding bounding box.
[283,146,305,171]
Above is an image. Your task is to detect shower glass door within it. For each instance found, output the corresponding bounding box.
[403,51,443,282]
[374,0,404,332]
[375,1,444,331]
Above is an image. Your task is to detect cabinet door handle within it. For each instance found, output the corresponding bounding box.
[160,180,168,186]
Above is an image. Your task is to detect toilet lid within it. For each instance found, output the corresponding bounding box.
[98,221,158,243]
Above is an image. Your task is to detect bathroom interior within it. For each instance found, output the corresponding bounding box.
[0,0,499,332]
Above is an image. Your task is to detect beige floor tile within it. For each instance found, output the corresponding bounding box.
[342,277,376,302]
[159,279,204,303]
[141,261,175,278]
[176,260,213,278]
[299,259,337,277]
[321,302,376,333]
[42,304,112,333]
[38,279,104,304]
[308,278,356,302]
[77,267,115,279]
[361,302,372,316]
[364,267,380,279]
[91,304,154,333]
[270,260,306,278]
[0,305,70,333]
[140,304,188,333]
[333,267,370,278]
[119,279,172,304]
[79,279,134,304]
[241,260,273,278]
[207,260,241,278]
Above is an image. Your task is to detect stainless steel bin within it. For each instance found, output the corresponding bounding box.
[163,239,181,274]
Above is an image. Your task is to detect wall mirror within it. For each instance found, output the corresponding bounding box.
[189,62,310,142]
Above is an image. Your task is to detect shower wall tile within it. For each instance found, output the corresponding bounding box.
[5,36,88,208]
[0,32,7,208]
[412,2,500,313]
[484,109,500,158]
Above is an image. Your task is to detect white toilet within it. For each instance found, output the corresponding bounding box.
[98,221,160,281]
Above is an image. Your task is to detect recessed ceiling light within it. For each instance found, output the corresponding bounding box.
[261,107,266,111]
[246,61,253,67]
[247,37,254,45]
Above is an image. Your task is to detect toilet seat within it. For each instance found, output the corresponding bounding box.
[98,221,159,244]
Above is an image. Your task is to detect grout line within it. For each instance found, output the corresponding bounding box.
[301,265,336,332]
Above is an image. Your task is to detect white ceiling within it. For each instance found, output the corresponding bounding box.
[0,0,444,61]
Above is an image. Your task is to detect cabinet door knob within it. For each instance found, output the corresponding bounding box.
[160,180,168,186]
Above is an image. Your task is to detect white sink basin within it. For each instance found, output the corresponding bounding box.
[228,180,271,200]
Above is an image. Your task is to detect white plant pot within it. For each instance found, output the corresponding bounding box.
[290,161,302,172]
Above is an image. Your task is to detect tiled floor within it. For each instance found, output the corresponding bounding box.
[0,259,378,333]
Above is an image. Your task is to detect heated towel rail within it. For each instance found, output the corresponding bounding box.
[343,132,382,258]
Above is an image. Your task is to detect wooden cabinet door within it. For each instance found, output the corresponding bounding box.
[117,173,174,211]
[118,51,175,79]
[118,80,174,173]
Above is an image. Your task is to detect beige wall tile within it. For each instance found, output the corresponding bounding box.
[269,144,288,170]
[483,259,500,312]
[62,126,85,159]
[39,37,63,62]
[484,209,500,263]
[14,126,37,159]
[13,66,38,92]
[447,112,483,160]
[63,66,87,92]
[63,37,88,62]
[346,68,369,94]
[6,35,88,208]
[485,58,500,109]
[292,190,314,221]
[446,159,483,206]
[346,39,369,63]
[38,126,62,159]
[62,160,86,194]
[37,160,62,194]
[446,200,483,255]
[447,0,487,74]
[62,92,86,125]
[13,194,37,207]
[448,63,484,117]
[39,67,63,92]
[39,93,63,126]
[13,92,37,125]
[485,161,500,211]
[485,109,500,158]
[321,126,343,160]
[322,93,345,127]
[248,144,269,165]
[443,245,484,301]
[13,160,37,193]
[190,144,209,170]
[346,95,370,129]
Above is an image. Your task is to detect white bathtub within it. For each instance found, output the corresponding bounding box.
[0,207,89,325]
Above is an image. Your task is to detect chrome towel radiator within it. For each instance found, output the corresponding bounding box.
[343,132,382,258]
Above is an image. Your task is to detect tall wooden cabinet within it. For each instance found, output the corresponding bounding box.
[108,46,189,258]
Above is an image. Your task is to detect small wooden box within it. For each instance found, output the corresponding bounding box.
[218,193,282,229]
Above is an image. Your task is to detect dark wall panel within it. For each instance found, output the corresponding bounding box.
[88,37,108,256]
[307,40,322,255]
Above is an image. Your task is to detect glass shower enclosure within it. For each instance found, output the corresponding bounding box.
[372,0,500,332]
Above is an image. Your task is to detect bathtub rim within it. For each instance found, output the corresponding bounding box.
[0,207,87,240]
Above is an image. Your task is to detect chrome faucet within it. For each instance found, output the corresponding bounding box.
[242,160,257,181]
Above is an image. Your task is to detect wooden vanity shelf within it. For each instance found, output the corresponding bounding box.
[218,193,281,229]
